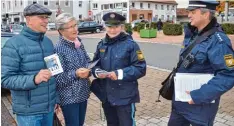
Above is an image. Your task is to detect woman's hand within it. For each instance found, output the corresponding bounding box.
[76,68,90,78]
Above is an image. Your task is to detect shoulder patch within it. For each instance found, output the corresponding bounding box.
[136,50,145,61]
[224,54,234,68]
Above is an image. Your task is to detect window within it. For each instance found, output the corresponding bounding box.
[148,3,150,9]
[104,4,109,9]
[167,5,169,10]
[140,3,143,8]
[65,0,69,6]
[172,15,175,21]
[33,0,37,4]
[167,15,169,20]
[161,5,164,10]
[3,2,5,8]
[155,15,158,21]
[79,1,82,7]
[90,22,97,26]
[161,15,164,20]
[132,2,135,7]
[56,0,59,5]
[44,0,48,5]
[110,4,113,9]
[155,4,157,9]
[15,0,17,7]
[83,22,89,27]
[123,2,127,8]
[21,0,23,6]
[172,5,174,10]
[101,5,103,10]
[79,14,82,20]
[8,1,11,10]
[93,3,98,9]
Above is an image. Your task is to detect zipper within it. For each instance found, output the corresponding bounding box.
[27,91,31,107]
[38,34,50,112]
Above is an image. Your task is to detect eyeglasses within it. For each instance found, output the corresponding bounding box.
[63,24,78,29]
[36,15,50,20]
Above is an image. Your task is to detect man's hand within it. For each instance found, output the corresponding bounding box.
[186,91,195,104]
[76,68,90,78]
[34,69,52,85]
[107,72,117,80]
[54,104,60,112]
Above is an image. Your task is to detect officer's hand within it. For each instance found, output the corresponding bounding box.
[34,69,52,85]
[186,91,195,104]
[107,72,117,81]
[97,73,108,79]
[76,68,90,78]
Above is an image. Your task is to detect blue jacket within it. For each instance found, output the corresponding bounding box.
[54,36,90,106]
[91,32,146,106]
[173,18,234,125]
[1,26,57,115]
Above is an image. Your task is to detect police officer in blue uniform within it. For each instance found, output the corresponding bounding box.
[91,12,146,126]
[168,1,234,126]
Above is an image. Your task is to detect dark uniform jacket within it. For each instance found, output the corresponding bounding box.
[91,32,146,106]
[173,18,234,125]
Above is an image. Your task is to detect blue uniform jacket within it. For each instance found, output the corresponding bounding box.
[91,32,146,106]
[1,26,57,115]
[173,18,234,125]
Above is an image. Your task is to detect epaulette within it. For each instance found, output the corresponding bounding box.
[215,32,223,42]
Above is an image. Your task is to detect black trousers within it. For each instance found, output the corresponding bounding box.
[102,102,136,126]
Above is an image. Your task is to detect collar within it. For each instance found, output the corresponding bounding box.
[21,26,45,41]
[198,18,218,35]
[59,36,76,48]
[104,32,128,44]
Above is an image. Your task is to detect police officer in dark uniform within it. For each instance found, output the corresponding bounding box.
[91,12,146,126]
[168,1,234,126]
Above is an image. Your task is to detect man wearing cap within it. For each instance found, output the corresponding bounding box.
[91,12,146,126]
[168,0,234,126]
[1,3,57,126]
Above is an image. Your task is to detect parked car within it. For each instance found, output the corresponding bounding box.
[1,32,17,94]
[1,24,11,32]
[78,21,104,34]
[131,19,149,28]
[47,23,56,30]
[10,24,23,34]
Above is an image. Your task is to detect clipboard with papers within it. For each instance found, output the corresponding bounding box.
[174,73,215,103]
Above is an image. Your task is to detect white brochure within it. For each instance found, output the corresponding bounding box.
[44,54,64,76]
[174,73,215,103]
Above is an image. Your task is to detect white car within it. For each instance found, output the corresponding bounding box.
[47,23,56,30]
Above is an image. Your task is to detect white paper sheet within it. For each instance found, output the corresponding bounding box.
[44,54,63,76]
[174,73,214,103]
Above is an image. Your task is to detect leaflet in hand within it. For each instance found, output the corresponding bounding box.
[174,73,215,103]
[87,59,100,69]
[95,69,110,76]
[44,54,63,76]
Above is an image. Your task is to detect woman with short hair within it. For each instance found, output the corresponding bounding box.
[54,13,90,126]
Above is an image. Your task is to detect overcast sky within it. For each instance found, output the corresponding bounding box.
[175,0,189,8]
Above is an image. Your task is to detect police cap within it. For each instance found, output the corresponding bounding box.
[23,3,52,16]
[102,12,126,27]
[187,0,219,11]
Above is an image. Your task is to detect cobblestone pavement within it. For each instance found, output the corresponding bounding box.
[2,68,234,126]
[54,68,234,126]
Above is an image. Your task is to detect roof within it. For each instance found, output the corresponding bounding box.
[176,8,189,17]
[130,0,178,5]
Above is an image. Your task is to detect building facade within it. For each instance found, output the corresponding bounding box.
[1,0,90,24]
[90,0,177,23]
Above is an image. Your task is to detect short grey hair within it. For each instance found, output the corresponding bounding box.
[200,8,216,20]
[55,13,76,30]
